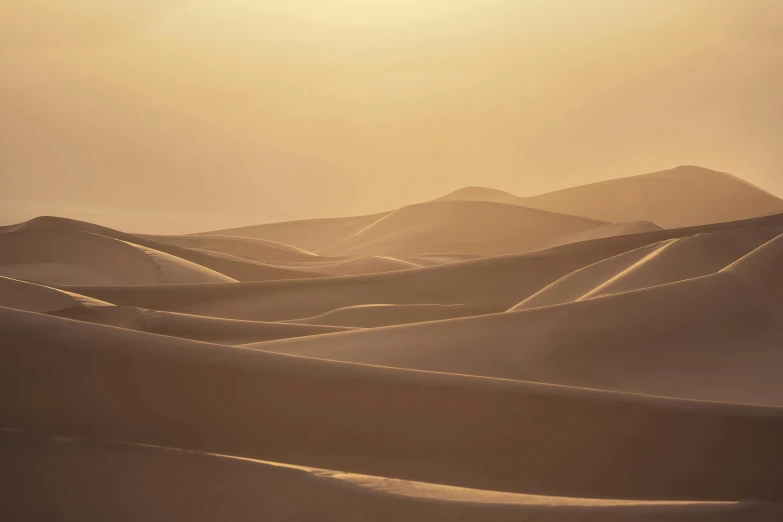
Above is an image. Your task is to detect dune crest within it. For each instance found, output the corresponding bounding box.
[3,168,783,519]
[319,200,617,257]
[0,276,112,312]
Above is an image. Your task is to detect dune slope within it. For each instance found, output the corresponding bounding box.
[4,429,778,522]
[62,213,783,321]
[143,234,319,263]
[523,166,783,228]
[198,212,392,252]
[1,216,322,282]
[318,200,616,257]
[0,276,112,312]
[439,167,783,228]
[47,305,351,345]
[0,227,235,285]
[259,233,783,405]
[2,307,783,502]
[515,228,781,310]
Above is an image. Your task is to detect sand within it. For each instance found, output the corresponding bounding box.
[4,307,783,503]
[440,166,783,228]
[5,429,779,522]
[47,305,353,345]
[0,276,112,312]
[317,200,619,257]
[3,168,783,520]
[523,166,783,228]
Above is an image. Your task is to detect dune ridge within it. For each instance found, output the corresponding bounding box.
[439,166,783,228]
[522,166,783,227]
[46,305,353,345]
[0,276,112,312]
[3,307,783,503]
[4,167,783,520]
[318,200,619,257]
[5,429,779,522]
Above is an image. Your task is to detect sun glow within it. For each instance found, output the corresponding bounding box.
[228,0,486,27]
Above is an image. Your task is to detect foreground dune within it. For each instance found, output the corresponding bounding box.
[257,230,783,406]
[260,268,783,405]
[3,307,783,502]
[5,430,779,522]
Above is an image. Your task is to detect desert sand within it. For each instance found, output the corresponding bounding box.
[3,167,783,520]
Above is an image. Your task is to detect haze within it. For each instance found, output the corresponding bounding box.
[5,3,783,519]
[2,0,782,232]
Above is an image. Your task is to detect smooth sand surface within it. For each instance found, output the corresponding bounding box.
[60,214,783,322]
[0,276,112,312]
[318,200,617,257]
[1,216,323,282]
[47,305,353,345]
[286,303,497,328]
[5,429,779,522]
[143,234,319,263]
[514,228,781,310]
[3,307,783,503]
[258,269,783,405]
[523,166,783,228]
[200,212,392,251]
[4,172,783,520]
[0,227,236,285]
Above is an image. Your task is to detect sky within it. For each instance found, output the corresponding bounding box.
[1,0,782,232]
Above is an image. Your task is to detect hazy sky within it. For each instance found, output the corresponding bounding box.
[2,0,782,232]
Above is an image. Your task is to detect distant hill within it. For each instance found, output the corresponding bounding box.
[438,166,783,228]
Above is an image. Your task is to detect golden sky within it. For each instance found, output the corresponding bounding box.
[2,0,782,231]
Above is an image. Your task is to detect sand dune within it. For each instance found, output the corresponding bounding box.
[0,276,112,312]
[144,234,319,263]
[0,227,236,285]
[318,200,618,257]
[437,186,525,206]
[269,255,425,275]
[259,233,783,405]
[3,307,783,502]
[4,216,330,281]
[515,228,781,310]
[2,216,427,281]
[412,252,486,264]
[439,166,783,228]
[56,247,612,321]
[260,271,783,406]
[5,430,778,522]
[61,212,783,322]
[4,170,783,519]
[47,305,352,345]
[523,166,783,228]
[199,212,392,252]
[287,303,496,328]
